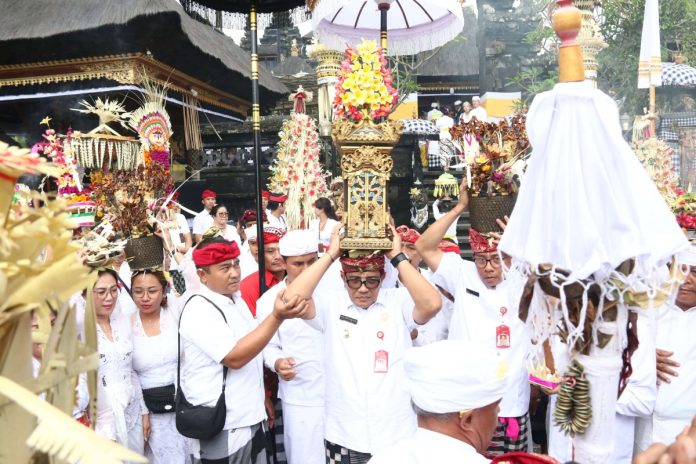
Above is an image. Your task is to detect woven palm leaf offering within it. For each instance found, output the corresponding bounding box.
[68,97,141,171]
[498,1,688,462]
[89,76,174,270]
[0,141,146,463]
[267,87,329,230]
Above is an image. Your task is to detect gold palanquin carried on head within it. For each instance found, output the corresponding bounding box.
[333,119,403,250]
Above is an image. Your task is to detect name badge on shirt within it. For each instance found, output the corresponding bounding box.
[466,288,480,297]
[496,324,511,349]
[374,350,389,373]
[340,314,358,325]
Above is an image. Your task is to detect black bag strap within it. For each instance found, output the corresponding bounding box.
[177,294,230,396]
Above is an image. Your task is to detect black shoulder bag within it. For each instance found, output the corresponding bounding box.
[175,295,229,439]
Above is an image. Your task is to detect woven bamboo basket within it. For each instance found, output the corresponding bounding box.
[468,194,517,233]
[124,235,163,271]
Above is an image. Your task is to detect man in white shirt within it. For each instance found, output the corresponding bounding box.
[637,246,696,449]
[266,193,288,231]
[368,340,508,464]
[178,236,309,464]
[258,230,325,464]
[416,178,532,456]
[192,189,217,244]
[612,311,657,463]
[280,225,442,463]
[426,102,442,122]
[471,96,488,122]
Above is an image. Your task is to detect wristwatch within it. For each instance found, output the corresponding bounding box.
[390,252,409,268]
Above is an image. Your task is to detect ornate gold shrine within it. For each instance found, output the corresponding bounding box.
[333,119,403,251]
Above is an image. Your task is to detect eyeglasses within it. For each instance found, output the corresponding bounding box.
[345,277,382,289]
[132,288,163,298]
[217,212,228,217]
[473,255,502,269]
[93,286,119,298]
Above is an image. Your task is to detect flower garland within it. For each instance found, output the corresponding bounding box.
[267,113,328,229]
[32,121,82,197]
[333,40,398,122]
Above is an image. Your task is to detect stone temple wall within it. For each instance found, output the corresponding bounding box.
[477,0,545,94]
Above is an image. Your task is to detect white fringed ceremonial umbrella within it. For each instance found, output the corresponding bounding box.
[498,1,688,463]
[311,0,464,56]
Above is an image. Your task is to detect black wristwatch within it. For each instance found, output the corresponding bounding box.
[390,252,409,268]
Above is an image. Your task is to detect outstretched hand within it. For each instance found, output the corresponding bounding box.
[457,176,469,210]
[633,415,696,464]
[327,222,344,261]
[489,215,510,244]
[386,225,402,259]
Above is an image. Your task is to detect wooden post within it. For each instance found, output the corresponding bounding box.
[250,2,267,294]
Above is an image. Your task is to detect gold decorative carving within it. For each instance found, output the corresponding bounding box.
[79,60,137,84]
[0,53,249,113]
[333,119,403,251]
[342,163,390,245]
[341,145,393,173]
[332,119,403,147]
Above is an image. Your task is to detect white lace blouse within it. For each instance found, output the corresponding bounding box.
[131,304,180,389]
[95,311,147,446]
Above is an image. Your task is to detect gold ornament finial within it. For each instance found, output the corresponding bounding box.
[553,0,586,83]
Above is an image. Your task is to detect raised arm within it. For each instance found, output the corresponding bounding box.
[282,223,342,320]
[416,177,468,272]
[387,226,442,324]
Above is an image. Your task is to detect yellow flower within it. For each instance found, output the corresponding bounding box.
[353,89,367,104]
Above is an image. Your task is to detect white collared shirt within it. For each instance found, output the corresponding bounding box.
[258,279,325,407]
[266,212,288,231]
[306,287,419,453]
[471,106,488,122]
[650,303,696,444]
[192,209,214,235]
[368,427,490,464]
[430,253,531,417]
[178,284,265,430]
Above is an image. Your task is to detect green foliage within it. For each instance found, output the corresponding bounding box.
[508,66,559,105]
[509,0,696,114]
[506,0,559,103]
[598,0,696,115]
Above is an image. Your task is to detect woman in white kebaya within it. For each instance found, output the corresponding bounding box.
[93,269,148,453]
[309,197,339,253]
[130,269,190,463]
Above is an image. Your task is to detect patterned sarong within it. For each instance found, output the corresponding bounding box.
[325,440,371,464]
[487,413,530,456]
[192,421,270,464]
